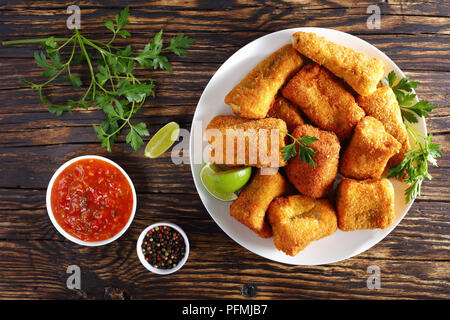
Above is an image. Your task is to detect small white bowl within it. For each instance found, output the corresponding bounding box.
[136,222,190,275]
[46,155,137,246]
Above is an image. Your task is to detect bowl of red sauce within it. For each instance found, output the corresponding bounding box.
[46,155,136,246]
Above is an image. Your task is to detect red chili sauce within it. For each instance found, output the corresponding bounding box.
[51,158,134,242]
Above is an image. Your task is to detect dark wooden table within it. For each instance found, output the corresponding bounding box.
[0,0,449,299]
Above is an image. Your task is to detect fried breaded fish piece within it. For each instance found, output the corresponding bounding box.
[230,170,291,238]
[267,95,305,132]
[225,44,305,119]
[285,124,340,198]
[336,178,395,231]
[282,63,365,141]
[291,31,385,96]
[268,195,337,256]
[357,86,411,165]
[206,115,287,168]
[340,116,401,179]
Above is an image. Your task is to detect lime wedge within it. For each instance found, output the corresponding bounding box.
[145,122,180,158]
[199,162,252,201]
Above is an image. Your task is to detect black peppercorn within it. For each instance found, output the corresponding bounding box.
[141,226,186,270]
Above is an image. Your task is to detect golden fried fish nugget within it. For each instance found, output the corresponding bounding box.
[357,86,411,165]
[268,195,337,256]
[285,125,340,198]
[282,63,365,141]
[230,170,291,238]
[225,44,305,119]
[291,31,385,96]
[267,95,305,132]
[336,178,395,231]
[206,115,287,168]
[340,116,401,179]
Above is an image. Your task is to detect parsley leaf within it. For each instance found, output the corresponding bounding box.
[407,100,438,118]
[387,133,442,202]
[381,71,437,123]
[281,143,297,161]
[115,6,130,30]
[34,51,51,69]
[383,71,442,202]
[281,132,318,168]
[126,123,150,152]
[103,18,115,33]
[166,34,195,56]
[64,73,82,88]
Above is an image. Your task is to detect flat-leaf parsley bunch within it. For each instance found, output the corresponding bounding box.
[2,7,194,151]
[382,71,442,202]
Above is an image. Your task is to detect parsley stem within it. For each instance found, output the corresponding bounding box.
[405,122,427,142]
[2,38,71,46]
[35,64,69,89]
[107,31,117,46]
[88,39,119,49]
[81,80,93,102]
[100,52,116,91]
[282,130,308,148]
[95,83,116,95]
[127,73,142,84]
[83,36,140,61]
[33,43,76,89]
[54,36,76,52]
[65,39,77,76]
[76,30,96,99]
[404,123,427,154]
[81,37,109,55]
[103,77,146,141]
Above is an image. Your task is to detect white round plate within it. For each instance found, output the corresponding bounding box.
[189,27,425,265]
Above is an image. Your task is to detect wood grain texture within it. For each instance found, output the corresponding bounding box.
[0,0,449,299]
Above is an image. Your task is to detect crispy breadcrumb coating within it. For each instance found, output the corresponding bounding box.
[225,44,305,119]
[268,195,337,256]
[340,116,401,179]
[336,178,396,231]
[357,86,411,165]
[230,170,292,238]
[206,115,287,168]
[285,124,340,198]
[282,63,365,141]
[267,95,305,133]
[291,31,385,96]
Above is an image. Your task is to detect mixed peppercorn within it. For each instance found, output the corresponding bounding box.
[141,225,186,270]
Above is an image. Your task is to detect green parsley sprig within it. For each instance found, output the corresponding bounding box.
[281,131,318,168]
[382,71,442,202]
[2,7,194,152]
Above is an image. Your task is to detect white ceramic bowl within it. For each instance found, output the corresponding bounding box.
[136,222,190,275]
[46,155,137,246]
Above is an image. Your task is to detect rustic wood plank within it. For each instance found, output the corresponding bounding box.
[2,32,450,73]
[3,0,449,14]
[0,141,448,199]
[0,144,193,192]
[0,102,447,145]
[0,189,448,263]
[0,237,448,299]
[0,0,448,14]
[0,2,449,44]
[0,59,448,110]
